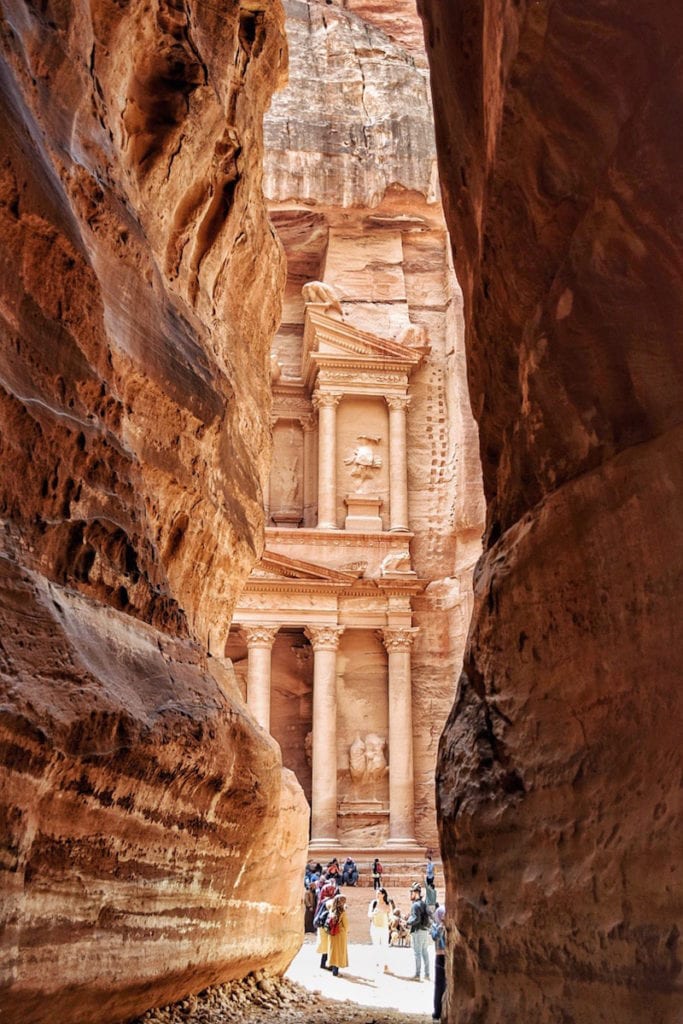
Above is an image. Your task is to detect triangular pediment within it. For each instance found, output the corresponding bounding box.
[249,549,360,585]
[303,308,425,382]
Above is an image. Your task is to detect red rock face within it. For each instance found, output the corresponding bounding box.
[417,1,683,1021]
[0,0,308,1021]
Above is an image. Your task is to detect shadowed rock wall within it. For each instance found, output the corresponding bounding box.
[0,0,309,1021]
[417,1,683,1021]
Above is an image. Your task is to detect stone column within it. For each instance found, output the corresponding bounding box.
[241,625,279,733]
[381,627,418,844]
[305,625,344,845]
[300,413,316,528]
[386,395,410,532]
[313,391,342,530]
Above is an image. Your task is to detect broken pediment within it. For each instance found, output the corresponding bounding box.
[302,305,426,388]
[251,550,362,585]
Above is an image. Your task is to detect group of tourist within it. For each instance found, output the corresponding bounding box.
[304,856,359,890]
[306,850,447,1020]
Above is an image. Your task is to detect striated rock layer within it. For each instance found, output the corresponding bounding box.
[418,1,683,1021]
[0,0,309,1021]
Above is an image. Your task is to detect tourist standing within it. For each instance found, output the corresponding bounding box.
[431,905,447,1019]
[368,886,391,972]
[327,895,349,976]
[371,856,383,890]
[425,877,437,918]
[406,882,430,981]
[425,849,435,888]
[315,876,338,969]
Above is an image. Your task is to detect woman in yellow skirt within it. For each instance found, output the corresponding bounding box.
[327,895,349,977]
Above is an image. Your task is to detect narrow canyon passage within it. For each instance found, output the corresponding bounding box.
[0,0,681,1023]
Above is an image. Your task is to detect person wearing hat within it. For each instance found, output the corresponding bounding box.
[406,882,431,981]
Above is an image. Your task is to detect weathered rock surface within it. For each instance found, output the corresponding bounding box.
[0,0,309,1020]
[264,0,437,207]
[418,1,683,1020]
[264,0,484,851]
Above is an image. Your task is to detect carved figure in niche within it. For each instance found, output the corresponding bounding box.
[349,734,366,782]
[304,731,313,767]
[270,351,282,383]
[301,280,343,318]
[344,435,382,490]
[364,733,388,779]
[272,428,302,512]
[347,733,387,785]
[380,550,412,576]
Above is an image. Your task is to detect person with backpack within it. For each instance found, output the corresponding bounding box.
[406,882,431,981]
[367,885,392,972]
[431,905,447,1019]
[371,856,383,890]
[326,894,349,976]
[314,876,338,970]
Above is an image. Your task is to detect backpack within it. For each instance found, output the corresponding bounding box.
[313,903,329,930]
[431,921,446,950]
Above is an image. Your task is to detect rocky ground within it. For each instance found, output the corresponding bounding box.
[131,974,427,1024]
[130,886,437,1024]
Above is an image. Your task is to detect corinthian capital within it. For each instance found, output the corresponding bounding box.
[380,627,418,653]
[385,394,411,412]
[304,625,345,651]
[312,390,342,411]
[241,625,279,649]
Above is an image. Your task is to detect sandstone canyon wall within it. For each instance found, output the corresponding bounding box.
[262,0,484,850]
[0,2,309,1022]
[417,1,683,1021]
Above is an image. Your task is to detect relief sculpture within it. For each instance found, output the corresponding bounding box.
[344,435,382,490]
[346,732,388,787]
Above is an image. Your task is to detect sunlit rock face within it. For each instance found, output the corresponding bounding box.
[418,1,683,1021]
[0,0,309,1021]
[263,0,484,851]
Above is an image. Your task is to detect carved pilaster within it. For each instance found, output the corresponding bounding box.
[385,394,411,532]
[312,393,342,530]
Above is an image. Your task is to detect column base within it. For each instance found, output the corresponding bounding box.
[389,525,410,533]
[309,837,341,851]
[385,837,423,853]
[316,523,339,531]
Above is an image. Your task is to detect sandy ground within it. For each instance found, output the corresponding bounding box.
[287,884,437,1016]
[132,885,439,1024]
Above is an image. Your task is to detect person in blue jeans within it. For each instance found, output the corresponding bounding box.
[431,905,447,1019]
[406,883,430,980]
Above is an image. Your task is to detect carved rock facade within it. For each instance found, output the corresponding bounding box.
[227,0,484,861]
[0,1,309,1021]
[418,1,683,1021]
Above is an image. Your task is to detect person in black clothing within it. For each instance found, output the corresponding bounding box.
[371,857,383,890]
